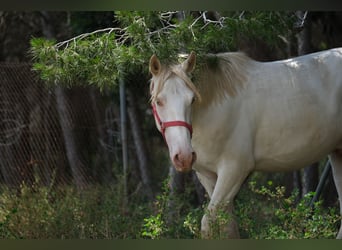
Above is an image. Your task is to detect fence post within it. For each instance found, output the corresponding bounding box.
[309,160,331,207]
[119,78,128,208]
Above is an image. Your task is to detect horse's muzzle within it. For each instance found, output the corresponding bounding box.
[172,151,197,172]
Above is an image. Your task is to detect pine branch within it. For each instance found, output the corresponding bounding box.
[55,27,127,49]
[30,11,297,90]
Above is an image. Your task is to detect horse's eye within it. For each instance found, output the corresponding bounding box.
[191,97,196,104]
[156,99,163,106]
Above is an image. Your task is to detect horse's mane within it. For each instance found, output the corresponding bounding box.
[194,52,251,107]
[150,52,252,107]
[150,64,201,103]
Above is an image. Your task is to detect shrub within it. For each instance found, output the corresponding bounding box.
[235,180,341,239]
[0,176,339,239]
[140,178,203,239]
[0,182,151,239]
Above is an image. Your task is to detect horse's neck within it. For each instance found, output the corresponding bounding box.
[192,97,241,135]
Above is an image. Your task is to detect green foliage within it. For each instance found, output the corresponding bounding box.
[31,32,124,91]
[0,176,339,239]
[30,11,297,90]
[235,180,341,239]
[0,181,149,239]
[141,175,340,239]
[202,203,237,239]
[141,213,166,239]
[140,178,203,239]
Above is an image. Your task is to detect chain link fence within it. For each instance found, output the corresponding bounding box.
[0,62,123,190]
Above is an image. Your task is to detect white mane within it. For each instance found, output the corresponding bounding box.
[194,52,252,107]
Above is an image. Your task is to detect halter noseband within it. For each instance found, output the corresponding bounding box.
[152,103,193,141]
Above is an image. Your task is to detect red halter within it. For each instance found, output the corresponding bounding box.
[152,103,193,141]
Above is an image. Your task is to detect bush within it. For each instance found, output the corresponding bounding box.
[0,182,151,239]
[140,176,340,239]
[235,180,341,239]
[0,176,340,239]
[140,178,203,239]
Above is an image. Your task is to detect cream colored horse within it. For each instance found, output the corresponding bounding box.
[149,48,342,239]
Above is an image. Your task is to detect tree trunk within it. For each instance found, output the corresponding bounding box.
[293,171,302,203]
[302,162,319,196]
[166,166,206,225]
[296,11,312,55]
[0,94,22,188]
[89,87,113,185]
[40,12,88,190]
[126,89,153,199]
[167,165,188,223]
[192,172,206,205]
[55,86,88,189]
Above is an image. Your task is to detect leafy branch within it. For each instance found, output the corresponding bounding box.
[55,27,126,49]
[30,11,296,90]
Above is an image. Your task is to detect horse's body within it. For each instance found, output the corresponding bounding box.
[149,48,342,239]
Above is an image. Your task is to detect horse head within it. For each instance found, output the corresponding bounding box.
[149,52,198,172]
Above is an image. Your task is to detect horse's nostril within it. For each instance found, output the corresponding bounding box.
[192,152,197,164]
[173,153,181,164]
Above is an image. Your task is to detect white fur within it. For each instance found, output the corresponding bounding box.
[150,48,342,239]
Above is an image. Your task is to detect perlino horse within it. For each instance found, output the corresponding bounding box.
[149,48,342,239]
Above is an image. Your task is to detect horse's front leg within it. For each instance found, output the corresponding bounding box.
[201,159,252,239]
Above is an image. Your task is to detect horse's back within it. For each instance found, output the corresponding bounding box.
[246,48,342,171]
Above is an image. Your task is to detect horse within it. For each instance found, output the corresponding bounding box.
[148,48,342,239]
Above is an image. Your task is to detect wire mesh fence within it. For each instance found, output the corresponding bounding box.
[0,62,123,191]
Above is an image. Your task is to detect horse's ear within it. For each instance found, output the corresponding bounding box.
[182,51,196,73]
[149,54,161,76]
